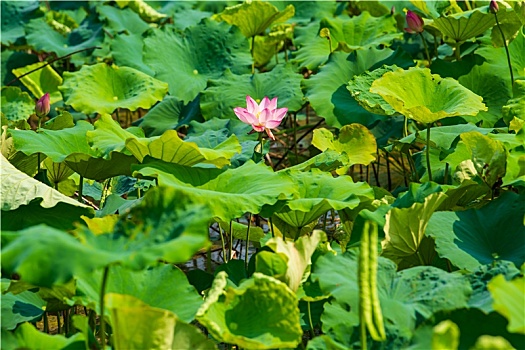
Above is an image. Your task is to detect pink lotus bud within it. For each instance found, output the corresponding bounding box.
[405,10,424,34]
[490,0,499,13]
[35,93,50,118]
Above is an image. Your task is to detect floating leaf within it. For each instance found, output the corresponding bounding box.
[370,67,487,124]
[1,87,34,123]
[488,274,525,334]
[200,64,303,120]
[133,159,297,221]
[426,192,525,271]
[215,1,294,38]
[312,124,377,174]
[143,20,251,103]
[197,272,302,349]
[60,63,168,115]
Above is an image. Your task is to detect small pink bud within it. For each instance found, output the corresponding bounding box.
[35,93,50,118]
[490,0,499,13]
[405,10,424,34]
[390,6,395,16]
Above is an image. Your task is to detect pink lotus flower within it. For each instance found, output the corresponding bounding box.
[35,93,50,118]
[404,10,424,34]
[233,96,288,140]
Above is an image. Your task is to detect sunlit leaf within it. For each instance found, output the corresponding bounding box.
[1,290,46,330]
[1,323,85,350]
[197,272,302,349]
[370,67,487,124]
[215,1,294,38]
[12,62,63,104]
[60,63,168,115]
[488,274,525,334]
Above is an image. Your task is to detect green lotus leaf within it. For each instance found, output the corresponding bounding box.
[410,0,455,19]
[60,63,168,115]
[215,1,294,38]
[133,159,297,221]
[262,231,323,292]
[275,1,336,23]
[138,96,202,136]
[320,13,402,52]
[312,251,471,343]
[275,169,374,228]
[443,131,506,188]
[285,150,348,173]
[255,251,288,283]
[472,335,517,349]
[1,87,34,123]
[426,192,525,271]
[370,67,487,124]
[12,62,63,104]
[143,20,251,103]
[488,274,525,334]
[1,1,39,45]
[503,149,525,187]
[1,290,46,330]
[25,18,103,65]
[347,65,399,116]
[42,158,75,195]
[86,114,144,156]
[415,123,493,151]
[111,33,155,76]
[171,317,219,350]
[304,49,413,128]
[458,63,512,127]
[2,187,211,287]
[382,192,447,268]
[294,13,401,70]
[253,31,284,67]
[429,7,513,45]
[312,124,377,174]
[216,219,265,243]
[106,293,177,350]
[173,8,213,30]
[1,154,94,230]
[2,323,85,350]
[200,64,304,120]
[197,272,302,349]
[466,261,521,314]
[126,130,241,168]
[73,264,202,322]
[503,80,525,124]
[97,5,150,35]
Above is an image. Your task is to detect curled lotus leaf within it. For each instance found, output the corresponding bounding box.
[59,63,168,115]
[370,67,487,124]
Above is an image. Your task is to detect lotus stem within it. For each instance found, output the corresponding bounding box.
[245,213,252,270]
[78,175,83,203]
[229,220,234,260]
[43,312,49,333]
[251,36,255,75]
[99,265,110,348]
[219,227,227,263]
[494,13,514,86]
[269,217,275,238]
[426,125,433,182]
[454,43,461,61]
[418,32,431,64]
[293,113,298,161]
[307,301,315,339]
[444,163,449,185]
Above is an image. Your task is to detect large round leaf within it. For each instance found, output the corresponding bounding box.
[133,159,297,221]
[74,265,202,323]
[275,169,374,228]
[59,63,168,114]
[200,64,304,120]
[304,48,412,128]
[111,33,155,76]
[370,67,488,124]
[311,251,472,344]
[426,192,525,271]
[215,1,294,38]
[143,19,251,103]
[197,272,302,349]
